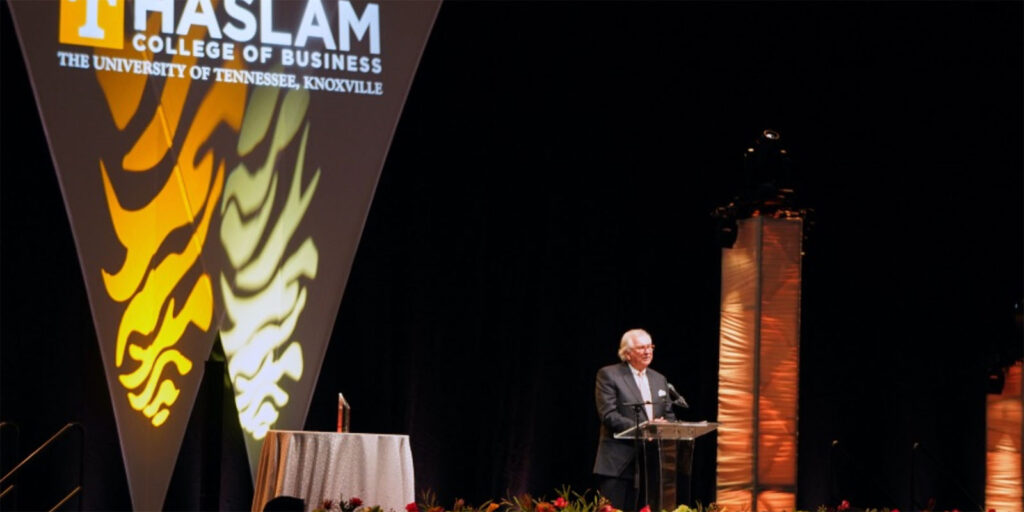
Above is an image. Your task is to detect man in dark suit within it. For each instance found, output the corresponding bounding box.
[593,329,676,511]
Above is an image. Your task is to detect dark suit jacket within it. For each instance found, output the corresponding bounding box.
[593,362,677,477]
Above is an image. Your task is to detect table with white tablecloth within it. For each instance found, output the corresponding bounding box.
[252,430,415,512]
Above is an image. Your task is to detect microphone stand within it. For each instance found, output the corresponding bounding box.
[624,401,648,511]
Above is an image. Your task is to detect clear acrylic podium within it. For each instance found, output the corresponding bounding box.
[614,421,719,510]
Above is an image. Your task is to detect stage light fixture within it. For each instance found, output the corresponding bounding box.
[713,129,810,249]
[986,299,1024,394]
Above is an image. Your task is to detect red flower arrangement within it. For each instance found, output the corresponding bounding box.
[326,487,926,512]
[313,496,365,512]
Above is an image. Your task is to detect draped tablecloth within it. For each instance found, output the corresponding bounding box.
[252,431,415,512]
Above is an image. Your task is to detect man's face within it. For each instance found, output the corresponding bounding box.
[627,335,654,371]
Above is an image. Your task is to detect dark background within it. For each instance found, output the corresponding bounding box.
[2,1,1022,511]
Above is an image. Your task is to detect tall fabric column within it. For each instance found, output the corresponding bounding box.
[986,361,1022,512]
[716,216,802,511]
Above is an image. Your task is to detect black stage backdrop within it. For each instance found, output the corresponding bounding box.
[2,2,1021,511]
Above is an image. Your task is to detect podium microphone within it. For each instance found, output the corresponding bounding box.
[667,383,689,409]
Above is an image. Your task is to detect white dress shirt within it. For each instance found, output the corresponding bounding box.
[631,367,654,421]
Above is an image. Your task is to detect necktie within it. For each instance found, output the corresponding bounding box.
[638,371,653,421]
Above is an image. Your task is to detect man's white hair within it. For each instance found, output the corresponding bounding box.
[618,329,651,362]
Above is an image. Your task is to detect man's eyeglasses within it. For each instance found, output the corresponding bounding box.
[633,345,655,353]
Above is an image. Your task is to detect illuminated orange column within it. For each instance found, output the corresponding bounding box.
[717,216,801,511]
[986,361,1022,512]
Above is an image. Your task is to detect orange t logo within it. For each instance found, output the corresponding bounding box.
[59,0,123,49]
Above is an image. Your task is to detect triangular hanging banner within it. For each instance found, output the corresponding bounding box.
[8,0,439,508]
